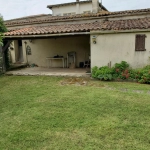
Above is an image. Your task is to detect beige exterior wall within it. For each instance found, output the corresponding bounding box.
[91,32,150,68]
[22,35,90,67]
[52,3,92,16]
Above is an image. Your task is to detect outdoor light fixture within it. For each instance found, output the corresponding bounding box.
[10,46,14,50]
[92,36,97,44]
[9,42,14,50]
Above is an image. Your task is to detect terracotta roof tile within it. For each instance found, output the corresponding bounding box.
[4,17,150,36]
[5,8,150,27]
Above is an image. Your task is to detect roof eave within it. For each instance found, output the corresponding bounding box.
[4,32,90,40]
[91,29,150,34]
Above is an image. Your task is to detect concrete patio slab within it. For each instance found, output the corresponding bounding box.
[6,67,91,77]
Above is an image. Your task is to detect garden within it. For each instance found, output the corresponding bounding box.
[92,61,150,84]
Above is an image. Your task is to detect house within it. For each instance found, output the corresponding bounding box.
[3,0,150,71]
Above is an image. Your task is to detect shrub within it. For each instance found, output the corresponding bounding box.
[92,62,150,84]
[111,61,131,80]
[92,66,99,78]
[137,66,150,84]
[92,66,113,81]
[97,66,113,81]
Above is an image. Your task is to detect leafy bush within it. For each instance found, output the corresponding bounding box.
[92,66,99,78]
[136,66,150,84]
[112,61,130,79]
[97,66,113,81]
[113,61,129,72]
[92,66,113,81]
[92,61,150,84]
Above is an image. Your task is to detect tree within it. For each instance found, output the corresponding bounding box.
[0,15,7,73]
[0,15,7,46]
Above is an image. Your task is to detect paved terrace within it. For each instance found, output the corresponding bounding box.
[6,67,91,77]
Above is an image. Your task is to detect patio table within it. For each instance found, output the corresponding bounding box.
[46,57,65,68]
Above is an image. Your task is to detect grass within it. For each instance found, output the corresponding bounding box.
[0,76,150,150]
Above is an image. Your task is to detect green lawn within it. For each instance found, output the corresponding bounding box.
[0,76,150,150]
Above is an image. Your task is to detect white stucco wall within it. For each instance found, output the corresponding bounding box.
[52,3,92,16]
[22,35,90,68]
[91,32,150,68]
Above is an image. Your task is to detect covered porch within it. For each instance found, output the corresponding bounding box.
[5,33,91,73]
[4,23,94,75]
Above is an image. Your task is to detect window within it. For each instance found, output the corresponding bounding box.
[83,11,91,14]
[63,13,68,16]
[55,14,61,16]
[135,34,146,51]
[63,12,76,16]
[71,12,76,15]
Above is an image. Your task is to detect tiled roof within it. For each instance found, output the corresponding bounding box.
[4,17,150,36]
[5,14,50,22]
[5,8,150,27]
[4,23,95,36]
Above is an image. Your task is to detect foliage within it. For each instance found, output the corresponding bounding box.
[92,66,113,81]
[97,66,113,81]
[0,15,8,71]
[0,16,7,46]
[135,65,150,84]
[112,61,130,80]
[92,61,150,84]
[0,52,2,74]
[92,66,99,78]
[3,41,10,70]
[0,34,3,46]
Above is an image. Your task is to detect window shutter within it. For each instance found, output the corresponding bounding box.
[135,34,146,51]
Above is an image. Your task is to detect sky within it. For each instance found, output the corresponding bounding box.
[0,0,150,20]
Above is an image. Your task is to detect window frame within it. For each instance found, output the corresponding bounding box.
[135,34,146,51]
[63,12,76,16]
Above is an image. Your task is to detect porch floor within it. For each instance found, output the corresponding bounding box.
[6,67,91,77]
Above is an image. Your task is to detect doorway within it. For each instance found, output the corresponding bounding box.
[17,40,24,63]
